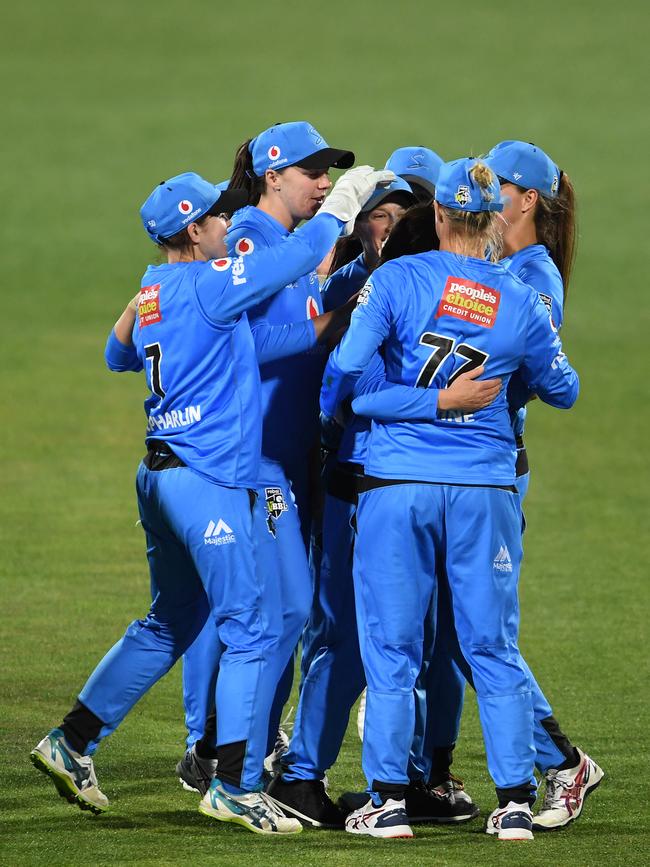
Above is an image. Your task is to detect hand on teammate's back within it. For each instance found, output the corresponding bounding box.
[437,366,502,413]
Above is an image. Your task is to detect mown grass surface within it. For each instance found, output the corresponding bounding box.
[1,1,648,864]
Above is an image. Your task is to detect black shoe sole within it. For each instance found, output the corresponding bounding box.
[410,805,480,825]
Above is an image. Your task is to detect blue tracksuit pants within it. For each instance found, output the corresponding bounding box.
[354,483,536,794]
[78,463,285,790]
[181,473,312,753]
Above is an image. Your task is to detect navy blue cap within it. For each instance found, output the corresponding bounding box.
[435,158,503,213]
[485,140,560,198]
[361,176,416,212]
[249,122,354,177]
[385,146,444,197]
[140,172,247,243]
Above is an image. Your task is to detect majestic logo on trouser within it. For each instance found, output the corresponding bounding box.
[204,519,236,545]
[265,487,288,537]
[493,545,512,572]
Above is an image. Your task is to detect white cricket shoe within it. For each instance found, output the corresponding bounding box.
[345,797,414,839]
[485,801,534,841]
[533,749,604,830]
[199,779,302,835]
[30,728,109,814]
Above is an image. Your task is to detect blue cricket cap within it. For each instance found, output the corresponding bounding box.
[485,140,560,198]
[362,176,416,213]
[385,146,444,198]
[140,172,247,243]
[435,158,503,213]
[249,122,355,177]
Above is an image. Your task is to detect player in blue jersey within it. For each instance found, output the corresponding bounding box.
[175,122,365,791]
[483,140,603,830]
[29,164,390,834]
[321,158,579,840]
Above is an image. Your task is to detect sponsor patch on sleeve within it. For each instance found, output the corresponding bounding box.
[356,282,372,306]
[538,292,553,314]
[138,284,162,327]
[437,276,500,328]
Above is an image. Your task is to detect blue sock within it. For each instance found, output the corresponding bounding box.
[219,779,248,796]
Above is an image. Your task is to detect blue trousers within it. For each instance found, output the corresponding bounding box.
[181,473,312,753]
[354,483,535,794]
[78,463,285,790]
[412,468,567,776]
[284,491,365,780]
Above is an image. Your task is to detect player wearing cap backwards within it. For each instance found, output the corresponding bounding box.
[29,164,391,835]
[320,158,579,840]
[483,139,603,830]
[174,122,363,790]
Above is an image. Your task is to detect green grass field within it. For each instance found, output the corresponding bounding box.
[1,1,649,864]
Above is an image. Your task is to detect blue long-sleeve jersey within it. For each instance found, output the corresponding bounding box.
[322,249,578,486]
[504,244,565,434]
[105,213,342,488]
[226,206,328,483]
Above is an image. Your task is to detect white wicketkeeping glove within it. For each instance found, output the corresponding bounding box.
[319,166,396,227]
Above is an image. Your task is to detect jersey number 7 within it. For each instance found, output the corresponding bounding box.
[415,332,488,389]
[144,342,166,399]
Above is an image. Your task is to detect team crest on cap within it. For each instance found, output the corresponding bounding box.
[551,175,559,194]
[308,125,323,145]
[268,145,281,160]
[408,151,425,169]
[306,296,319,319]
[178,200,193,214]
[211,257,232,271]
[235,238,255,256]
[454,185,472,207]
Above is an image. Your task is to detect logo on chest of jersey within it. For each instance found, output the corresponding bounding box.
[438,276,500,328]
[138,284,162,327]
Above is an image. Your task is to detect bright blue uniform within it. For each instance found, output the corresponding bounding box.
[323,249,577,797]
[181,204,329,754]
[78,213,343,790]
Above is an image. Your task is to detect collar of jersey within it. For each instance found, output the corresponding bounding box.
[233,204,290,240]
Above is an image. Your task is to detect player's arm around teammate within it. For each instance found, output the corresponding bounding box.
[483,140,603,830]
[328,159,578,841]
[30,165,388,836]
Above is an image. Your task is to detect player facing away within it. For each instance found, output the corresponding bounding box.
[484,139,603,829]
[321,158,580,840]
[266,176,497,831]
[176,122,361,792]
[29,164,391,835]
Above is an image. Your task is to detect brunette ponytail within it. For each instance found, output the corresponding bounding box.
[228,138,265,205]
[534,171,577,301]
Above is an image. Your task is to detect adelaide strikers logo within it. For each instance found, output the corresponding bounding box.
[211,257,232,271]
[265,487,288,537]
[268,145,281,161]
[454,185,472,207]
[178,200,193,215]
[235,237,255,256]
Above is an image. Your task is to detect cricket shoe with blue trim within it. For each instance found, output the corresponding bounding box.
[30,728,109,814]
[533,749,604,830]
[485,801,534,841]
[199,779,303,835]
[345,797,414,839]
